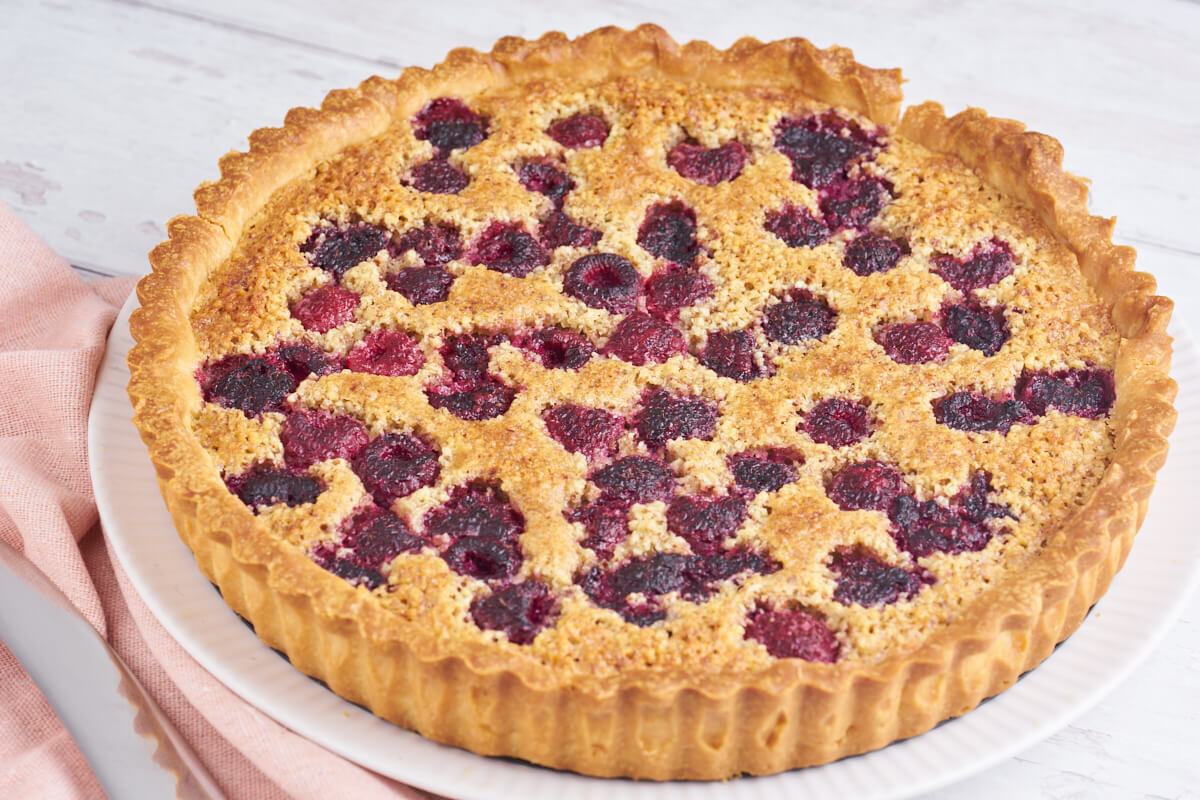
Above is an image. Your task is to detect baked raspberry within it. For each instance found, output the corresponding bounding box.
[762,290,837,345]
[877,322,951,365]
[468,221,549,277]
[602,313,686,365]
[425,482,525,545]
[889,495,993,557]
[637,201,700,266]
[644,265,713,320]
[635,389,718,450]
[470,581,558,644]
[667,141,748,185]
[538,210,602,249]
[804,398,872,447]
[764,203,830,248]
[200,355,296,416]
[408,160,470,194]
[1015,369,1116,419]
[427,380,516,421]
[563,253,641,314]
[546,113,609,149]
[744,604,840,663]
[543,404,624,460]
[391,223,463,266]
[697,329,767,382]
[590,456,675,507]
[274,343,344,381]
[515,326,595,370]
[351,432,440,505]
[666,493,748,556]
[819,177,891,231]
[954,471,1013,525]
[387,266,455,305]
[518,160,575,207]
[934,392,1033,434]
[828,546,929,607]
[229,465,322,510]
[943,301,1009,356]
[342,504,426,566]
[291,284,360,333]
[442,537,521,581]
[727,450,800,494]
[346,330,425,377]
[566,500,630,559]
[439,333,497,383]
[844,232,904,276]
[280,410,369,469]
[413,97,487,155]
[932,239,1015,293]
[827,461,906,512]
[301,223,390,281]
[774,111,874,188]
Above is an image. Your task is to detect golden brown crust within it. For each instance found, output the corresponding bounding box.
[127,25,1176,779]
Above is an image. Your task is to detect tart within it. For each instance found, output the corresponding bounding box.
[127,25,1177,780]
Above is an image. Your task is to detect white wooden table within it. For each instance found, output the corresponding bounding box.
[4,1,1198,796]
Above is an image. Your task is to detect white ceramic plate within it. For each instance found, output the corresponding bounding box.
[90,292,1200,800]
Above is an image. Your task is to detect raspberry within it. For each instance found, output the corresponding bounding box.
[200,355,296,416]
[602,313,686,365]
[442,537,521,581]
[543,404,624,460]
[590,456,675,507]
[439,333,496,383]
[310,542,386,590]
[408,159,470,194]
[538,210,602,249]
[943,301,1009,356]
[932,239,1015,293]
[698,329,767,381]
[727,450,800,494]
[889,495,993,557]
[301,223,390,281]
[425,482,524,545]
[468,221,549,277]
[666,494,748,556]
[762,290,837,345]
[1015,369,1115,419]
[546,113,609,149]
[667,141,748,185]
[644,265,713,320]
[954,471,1013,525]
[565,500,630,559]
[280,410,369,469]
[934,392,1033,434]
[342,505,426,566]
[827,461,906,512]
[514,326,595,370]
[470,581,558,644]
[412,97,487,155]
[427,380,516,421]
[764,203,830,248]
[637,201,700,266]
[819,177,891,231]
[387,266,455,305]
[563,253,641,314]
[518,160,575,207]
[351,432,440,505]
[635,389,718,450]
[829,546,929,607]
[774,111,874,189]
[391,223,462,266]
[844,232,904,276]
[274,343,344,381]
[744,604,840,662]
[345,330,425,377]
[876,322,951,365]
[229,465,322,510]
[290,284,359,333]
[804,398,872,447]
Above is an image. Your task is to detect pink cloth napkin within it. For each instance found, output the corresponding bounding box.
[0,202,434,799]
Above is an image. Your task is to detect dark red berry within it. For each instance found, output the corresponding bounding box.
[387,266,455,305]
[762,290,837,345]
[468,221,549,277]
[424,482,524,545]
[413,97,487,155]
[546,113,609,149]
[291,284,359,333]
[426,379,516,421]
[274,343,344,381]
[543,404,624,461]
[470,581,558,644]
[954,471,1013,525]
[764,203,830,248]
[932,239,1015,293]
[351,432,440,505]
[744,604,840,662]
[342,504,426,566]
[408,159,470,194]
[645,266,713,320]
[774,111,875,189]
[697,329,767,382]
[201,355,297,416]
[666,493,748,556]
[590,456,675,507]
[819,177,891,231]
[229,465,322,510]
[635,389,718,450]
[804,398,872,447]
[728,450,800,494]
[827,461,907,512]
[637,201,700,266]
[301,223,390,281]
[346,330,425,377]
[518,160,575,207]
[391,223,463,266]
[563,253,641,314]
[566,500,630,559]
[514,326,595,370]
[943,302,1009,356]
[877,322,951,365]
[889,495,994,557]
[280,410,369,469]
[1015,369,1115,419]
[829,546,929,607]
[538,210,602,249]
[844,232,904,276]
[310,541,386,590]
[442,537,521,581]
[667,141,748,185]
[602,312,686,365]
[439,333,495,383]
[934,392,1033,434]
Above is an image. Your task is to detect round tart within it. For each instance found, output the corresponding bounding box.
[127,25,1177,780]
